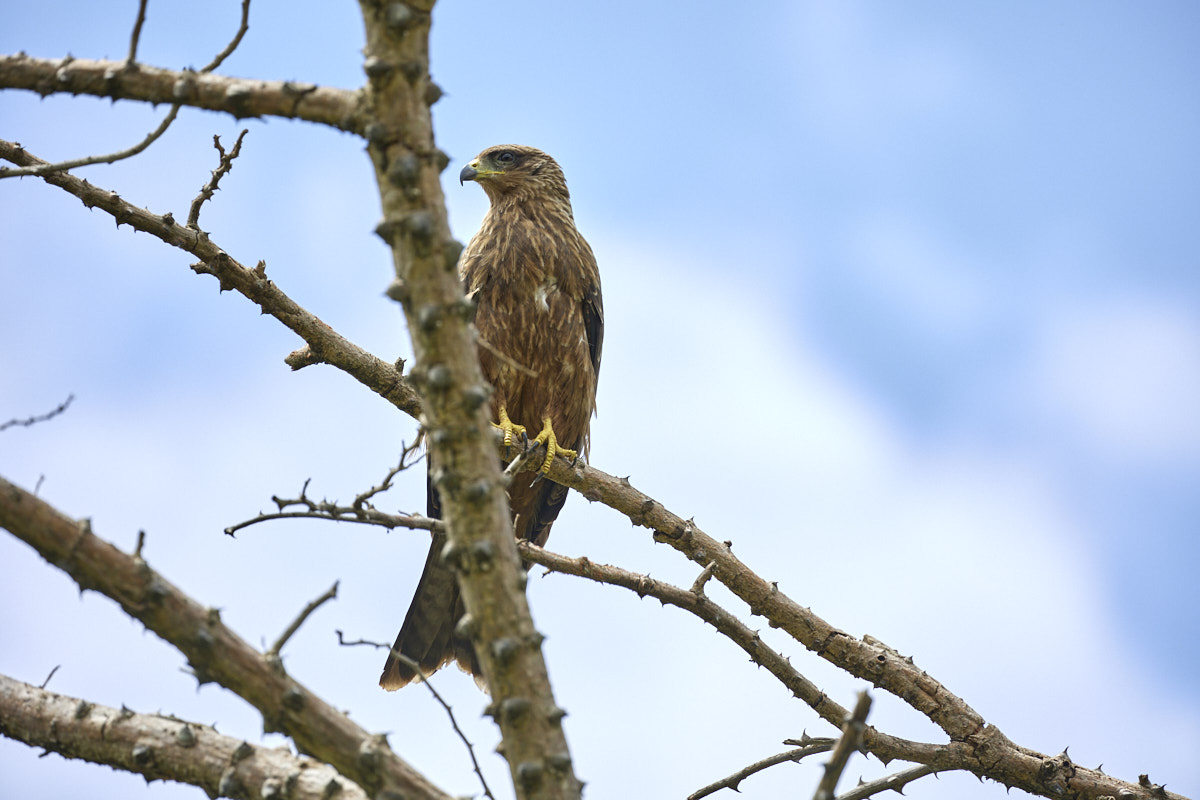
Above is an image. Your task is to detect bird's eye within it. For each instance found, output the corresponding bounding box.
[496,151,515,164]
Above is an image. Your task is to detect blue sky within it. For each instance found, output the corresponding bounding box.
[2,2,1197,799]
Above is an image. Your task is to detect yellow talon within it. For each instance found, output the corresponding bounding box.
[492,406,527,449]
[529,417,577,474]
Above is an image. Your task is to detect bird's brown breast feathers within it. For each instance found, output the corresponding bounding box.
[461,195,601,459]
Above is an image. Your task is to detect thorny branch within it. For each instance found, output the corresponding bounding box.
[0,139,423,419]
[189,130,249,227]
[224,447,438,537]
[833,764,941,800]
[517,542,936,762]
[0,53,364,133]
[0,475,452,800]
[688,739,837,800]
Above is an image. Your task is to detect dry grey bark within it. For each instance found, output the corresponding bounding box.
[0,673,369,800]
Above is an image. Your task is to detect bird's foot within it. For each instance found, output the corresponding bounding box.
[529,417,576,474]
[491,406,527,450]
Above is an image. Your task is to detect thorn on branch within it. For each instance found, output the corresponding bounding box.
[284,344,323,371]
[39,665,61,690]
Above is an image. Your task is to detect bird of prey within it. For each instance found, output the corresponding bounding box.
[380,145,604,690]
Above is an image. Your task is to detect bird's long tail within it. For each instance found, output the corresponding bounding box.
[379,529,478,690]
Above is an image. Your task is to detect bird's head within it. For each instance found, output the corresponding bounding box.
[459,145,570,204]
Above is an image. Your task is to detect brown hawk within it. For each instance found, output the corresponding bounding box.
[380,145,603,690]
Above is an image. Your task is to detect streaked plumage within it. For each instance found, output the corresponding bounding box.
[381,145,603,690]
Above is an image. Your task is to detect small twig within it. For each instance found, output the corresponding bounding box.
[126,0,150,64]
[224,474,441,537]
[199,0,252,74]
[133,529,146,559]
[688,740,836,800]
[0,104,182,179]
[187,130,249,227]
[814,691,873,800]
[833,764,939,800]
[336,632,496,800]
[268,581,339,657]
[690,560,717,596]
[39,665,60,690]
[0,394,75,432]
[353,438,425,510]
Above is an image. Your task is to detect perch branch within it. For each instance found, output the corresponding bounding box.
[518,543,936,763]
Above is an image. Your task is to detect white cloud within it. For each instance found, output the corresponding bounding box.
[1026,298,1200,464]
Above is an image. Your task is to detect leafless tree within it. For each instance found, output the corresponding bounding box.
[0,4,1187,800]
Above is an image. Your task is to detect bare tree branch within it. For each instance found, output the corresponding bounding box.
[0,673,369,800]
[222,460,441,538]
[0,54,366,134]
[0,473,453,800]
